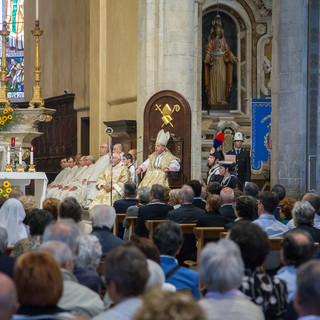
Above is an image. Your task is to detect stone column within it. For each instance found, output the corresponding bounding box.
[137,0,203,179]
[271,0,309,197]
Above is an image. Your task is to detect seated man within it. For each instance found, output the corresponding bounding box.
[186,180,206,210]
[292,201,320,242]
[253,191,288,237]
[153,220,201,299]
[90,205,124,257]
[219,187,236,221]
[94,246,149,320]
[199,239,264,320]
[113,181,139,213]
[39,241,103,317]
[0,227,15,279]
[294,260,320,319]
[276,229,314,302]
[89,153,130,208]
[167,185,205,223]
[134,184,173,237]
[136,129,180,188]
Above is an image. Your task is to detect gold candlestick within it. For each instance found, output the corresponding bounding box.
[5,164,12,172]
[29,20,44,108]
[17,164,24,172]
[0,22,11,108]
[28,164,36,172]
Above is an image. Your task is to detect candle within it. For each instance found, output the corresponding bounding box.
[11,137,15,147]
[19,147,22,164]
[35,0,39,20]
[30,146,34,165]
[7,146,10,164]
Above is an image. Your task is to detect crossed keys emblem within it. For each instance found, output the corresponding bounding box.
[155,103,180,128]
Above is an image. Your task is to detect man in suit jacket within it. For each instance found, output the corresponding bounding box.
[219,187,236,221]
[134,184,173,237]
[186,180,206,211]
[0,228,15,279]
[153,220,201,299]
[167,185,205,223]
[226,132,251,187]
[113,181,139,213]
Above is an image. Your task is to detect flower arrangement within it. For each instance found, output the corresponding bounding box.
[0,181,12,198]
[0,105,21,132]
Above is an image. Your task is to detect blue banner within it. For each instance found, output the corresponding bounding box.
[251,99,271,173]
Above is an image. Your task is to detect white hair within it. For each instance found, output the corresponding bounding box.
[75,235,102,270]
[145,259,165,291]
[39,240,73,268]
[292,201,315,225]
[199,239,244,293]
[91,205,116,229]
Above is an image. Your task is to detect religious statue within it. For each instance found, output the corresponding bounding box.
[204,21,238,105]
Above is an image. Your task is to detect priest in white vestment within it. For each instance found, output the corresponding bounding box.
[84,143,110,208]
[89,153,130,209]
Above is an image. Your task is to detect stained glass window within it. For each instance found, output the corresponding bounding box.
[0,0,24,101]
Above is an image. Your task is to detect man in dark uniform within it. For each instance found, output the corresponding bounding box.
[226,132,251,187]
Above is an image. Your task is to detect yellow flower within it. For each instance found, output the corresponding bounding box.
[0,189,3,194]
[7,115,12,120]
[3,194,8,199]
[2,116,7,121]
[3,109,8,114]
[8,108,13,112]
[3,181,10,188]
[0,121,4,125]
[6,188,12,193]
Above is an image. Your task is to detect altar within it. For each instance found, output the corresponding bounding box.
[0,172,47,208]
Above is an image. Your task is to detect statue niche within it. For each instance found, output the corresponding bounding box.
[203,13,238,110]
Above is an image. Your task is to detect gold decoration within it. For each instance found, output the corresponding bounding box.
[28,164,36,172]
[0,22,11,108]
[5,164,12,172]
[29,21,44,108]
[17,164,24,172]
[155,103,180,128]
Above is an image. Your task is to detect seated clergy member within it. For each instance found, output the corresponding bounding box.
[134,184,173,237]
[198,239,264,320]
[89,153,130,209]
[167,185,205,223]
[122,153,138,185]
[136,129,180,188]
[153,220,201,299]
[90,205,124,257]
[94,246,149,320]
[39,241,103,317]
[84,143,110,208]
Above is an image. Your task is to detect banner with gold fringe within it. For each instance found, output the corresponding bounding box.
[251,99,271,173]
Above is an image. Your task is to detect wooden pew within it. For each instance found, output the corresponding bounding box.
[145,220,166,239]
[261,237,282,272]
[126,216,138,240]
[193,227,225,265]
[113,213,126,236]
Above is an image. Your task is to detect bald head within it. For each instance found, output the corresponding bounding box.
[178,185,195,204]
[0,273,18,320]
[220,187,235,204]
[303,193,320,215]
[113,144,123,154]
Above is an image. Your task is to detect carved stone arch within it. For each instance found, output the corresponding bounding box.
[143,90,191,187]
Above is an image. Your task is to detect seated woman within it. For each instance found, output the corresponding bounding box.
[279,198,296,225]
[218,161,242,191]
[196,194,229,228]
[13,252,73,319]
[11,209,53,258]
[0,198,28,246]
[229,221,288,319]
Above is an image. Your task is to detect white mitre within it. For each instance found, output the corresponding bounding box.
[156,129,170,146]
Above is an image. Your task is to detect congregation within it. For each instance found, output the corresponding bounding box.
[0,141,320,320]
